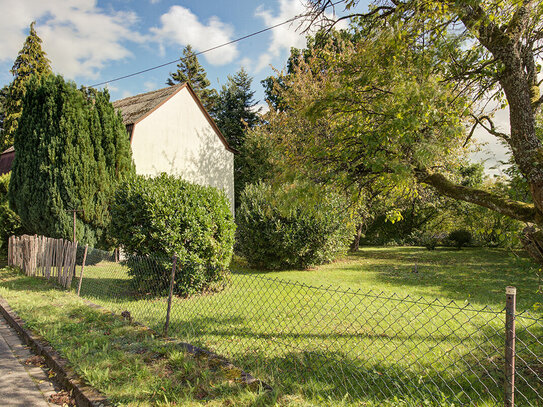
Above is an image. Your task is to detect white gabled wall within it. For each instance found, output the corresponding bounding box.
[130,87,235,213]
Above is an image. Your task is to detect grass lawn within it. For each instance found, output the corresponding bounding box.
[71,246,542,407]
[0,268,274,407]
[1,247,542,406]
[239,247,541,311]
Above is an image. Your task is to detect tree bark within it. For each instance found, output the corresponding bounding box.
[350,222,364,251]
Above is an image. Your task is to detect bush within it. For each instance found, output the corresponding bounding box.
[448,229,472,249]
[236,182,354,270]
[110,174,236,296]
[0,173,22,251]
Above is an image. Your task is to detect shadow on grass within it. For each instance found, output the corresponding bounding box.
[164,313,530,406]
[232,247,541,312]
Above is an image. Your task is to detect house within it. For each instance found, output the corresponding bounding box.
[0,146,15,176]
[0,84,234,210]
[112,83,235,212]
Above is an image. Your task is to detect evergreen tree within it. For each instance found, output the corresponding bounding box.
[8,75,134,247]
[167,45,218,112]
[2,22,51,150]
[214,68,260,150]
[214,68,261,208]
[0,86,8,137]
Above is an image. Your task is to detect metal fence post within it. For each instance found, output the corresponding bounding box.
[164,255,177,337]
[505,286,516,407]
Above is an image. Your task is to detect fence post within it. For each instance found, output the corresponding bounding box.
[77,245,88,296]
[505,286,516,407]
[164,255,177,337]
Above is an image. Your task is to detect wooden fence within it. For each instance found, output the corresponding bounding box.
[8,235,78,289]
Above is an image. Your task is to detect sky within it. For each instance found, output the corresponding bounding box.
[0,0,510,173]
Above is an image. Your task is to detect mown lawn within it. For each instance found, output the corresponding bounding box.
[71,246,543,407]
[0,268,274,407]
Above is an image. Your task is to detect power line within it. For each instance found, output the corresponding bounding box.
[89,1,343,88]
[89,16,302,87]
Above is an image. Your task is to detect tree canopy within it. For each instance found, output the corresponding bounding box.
[9,75,134,247]
[290,0,543,258]
[167,45,218,112]
[1,22,51,150]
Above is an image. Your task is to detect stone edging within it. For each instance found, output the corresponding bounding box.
[0,296,109,407]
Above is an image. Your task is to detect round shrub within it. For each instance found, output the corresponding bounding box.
[237,182,354,270]
[110,174,236,296]
[448,229,472,249]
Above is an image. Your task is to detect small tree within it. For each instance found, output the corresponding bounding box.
[167,45,218,112]
[2,22,51,150]
[9,75,134,247]
[214,68,261,207]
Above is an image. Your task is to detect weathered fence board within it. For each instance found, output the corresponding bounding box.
[8,234,78,289]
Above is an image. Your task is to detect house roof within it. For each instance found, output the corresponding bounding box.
[0,146,15,175]
[112,84,183,126]
[112,83,236,153]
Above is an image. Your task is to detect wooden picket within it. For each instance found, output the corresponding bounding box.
[7,234,78,289]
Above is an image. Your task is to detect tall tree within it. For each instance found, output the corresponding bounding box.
[215,68,260,150]
[0,86,8,138]
[299,0,543,259]
[167,45,218,112]
[2,22,51,150]
[214,68,261,207]
[9,75,134,247]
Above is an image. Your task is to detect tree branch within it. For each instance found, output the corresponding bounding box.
[465,114,510,147]
[416,170,539,223]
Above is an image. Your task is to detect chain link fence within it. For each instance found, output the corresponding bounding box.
[58,247,543,406]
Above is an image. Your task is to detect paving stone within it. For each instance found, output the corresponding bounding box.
[0,315,52,407]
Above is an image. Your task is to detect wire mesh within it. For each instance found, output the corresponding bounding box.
[70,247,543,406]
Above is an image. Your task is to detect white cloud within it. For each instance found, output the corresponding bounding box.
[151,6,238,66]
[143,81,157,91]
[0,0,144,80]
[253,0,350,72]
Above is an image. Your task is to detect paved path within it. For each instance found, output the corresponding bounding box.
[0,315,55,406]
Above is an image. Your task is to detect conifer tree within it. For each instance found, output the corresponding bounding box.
[167,45,218,112]
[214,68,261,207]
[2,22,51,150]
[214,68,260,151]
[8,75,134,247]
[0,86,8,137]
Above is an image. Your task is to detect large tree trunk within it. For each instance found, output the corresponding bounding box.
[350,222,364,251]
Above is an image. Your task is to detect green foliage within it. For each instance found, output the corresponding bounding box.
[214,68,260,150]
[237,182,354,270]
[448,230,472,249]
[0,173,21,250]
[110,174,236,296]
[213,68,261,207]
[2,22,51,150]
[0,86,8,135]
[9,74,134,247]
[167,45,218,112]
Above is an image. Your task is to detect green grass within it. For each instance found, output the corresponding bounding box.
[0,268,276,407]
[2,247,542,406]
[72,247,543,406]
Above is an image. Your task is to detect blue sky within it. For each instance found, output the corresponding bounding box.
[0,0,367,105]
[0,0,509,171]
